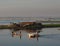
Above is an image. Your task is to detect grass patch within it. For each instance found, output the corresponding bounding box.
[0,24,60,29]
[43,24,60,28]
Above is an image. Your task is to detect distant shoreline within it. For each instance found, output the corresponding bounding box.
[0,24,60,29]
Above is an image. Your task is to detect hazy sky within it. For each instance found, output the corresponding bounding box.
[0,0,60,17]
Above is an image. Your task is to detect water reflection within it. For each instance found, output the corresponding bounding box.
[40,34,60,40]
[11,28,60,41]
[11,29,42,41]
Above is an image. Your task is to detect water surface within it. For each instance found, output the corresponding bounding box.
[0,28,60,46]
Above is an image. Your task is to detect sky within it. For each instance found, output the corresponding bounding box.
[0,0,60,17]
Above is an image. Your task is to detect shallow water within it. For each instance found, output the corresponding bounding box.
[0,18,60,25]
[0,28,60,46]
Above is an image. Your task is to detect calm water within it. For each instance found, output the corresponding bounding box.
[0,17,60,25]
[0,20,60,25]
[0,28,60,46]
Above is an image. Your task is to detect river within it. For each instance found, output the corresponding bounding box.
[0,28,60,46]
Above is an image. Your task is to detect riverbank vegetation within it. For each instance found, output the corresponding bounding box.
[0,24,60,29]
[0,25,10,29]
[43,24,60,28]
